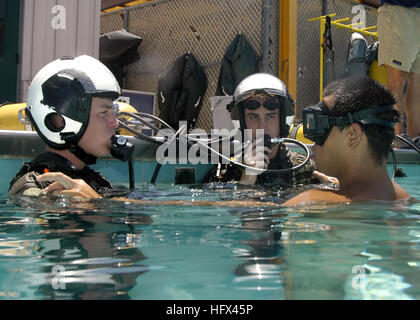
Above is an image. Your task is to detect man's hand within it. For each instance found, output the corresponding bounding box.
[312,170,339,185]
[36,172,101,199]
[240,138,270,185]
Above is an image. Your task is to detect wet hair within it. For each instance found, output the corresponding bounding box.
[323,77,398,165]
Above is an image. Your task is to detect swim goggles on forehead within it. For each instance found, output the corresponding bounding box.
[302,101,396,146]
[237,97,281,111]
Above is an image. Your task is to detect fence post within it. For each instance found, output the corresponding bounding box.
[322,0,328,15]
[122,7,130,89]
[262,0,271,73]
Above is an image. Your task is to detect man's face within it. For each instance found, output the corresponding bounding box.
[77,97,118,158]
[243,96,281,158]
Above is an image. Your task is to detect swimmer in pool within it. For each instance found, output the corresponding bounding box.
[204,72,338,186]
[9,55,133,198]
[9,58,327,207]
[283,77,410,205]
[13,63,410,207]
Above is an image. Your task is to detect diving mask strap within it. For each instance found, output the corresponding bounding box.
[333,105,396,128]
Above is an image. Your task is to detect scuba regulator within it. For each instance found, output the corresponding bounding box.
[110,135,134,162]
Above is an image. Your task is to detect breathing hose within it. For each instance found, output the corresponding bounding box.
[118,110,312,184]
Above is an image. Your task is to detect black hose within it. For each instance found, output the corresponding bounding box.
[150,163,162,184]
[390,148,396,180]
[151,125,188,183]
[191,136,311,175]
[128,156,135,189]
[118,110,313,180]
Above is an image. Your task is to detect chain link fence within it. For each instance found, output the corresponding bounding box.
[101,0,278,132]
[297,0,378,118]
[100,0,378,129]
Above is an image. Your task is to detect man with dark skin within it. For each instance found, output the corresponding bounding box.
[283,77,410,205]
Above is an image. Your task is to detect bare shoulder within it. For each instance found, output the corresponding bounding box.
[392,180,410,200]
[282,189,350,206]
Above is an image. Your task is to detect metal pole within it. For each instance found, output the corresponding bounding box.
[122,8,129,89]
[123,8,129,30]
[322,0,328,15]
[262,0,271,73]
[320,17,325,100]
[321,0,328,98]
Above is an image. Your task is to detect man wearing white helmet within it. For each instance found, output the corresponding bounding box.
[205,73,337,187]
[9,55,133,198]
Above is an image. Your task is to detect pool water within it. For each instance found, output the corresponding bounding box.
[0,164,419,300]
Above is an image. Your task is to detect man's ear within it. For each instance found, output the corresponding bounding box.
[347,123,362,149]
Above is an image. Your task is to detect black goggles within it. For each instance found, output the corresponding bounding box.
[302,101,396,146]
[237,98,281,111]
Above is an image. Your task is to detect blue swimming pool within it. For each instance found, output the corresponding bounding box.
[0,163,419,300]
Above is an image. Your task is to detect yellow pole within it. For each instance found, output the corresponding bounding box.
[289,0,297,105]
[309,13,379,99]
[279,0,289,84]
[331,20,378,38]
[308,14,337,100]
[279,0,297,116]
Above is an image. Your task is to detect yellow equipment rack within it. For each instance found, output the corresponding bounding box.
[308,14,386,100]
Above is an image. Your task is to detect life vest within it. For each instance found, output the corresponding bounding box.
[157,53,207,132]
[216,33,259,96]
[99,29,142,86]
[9,152,112,195]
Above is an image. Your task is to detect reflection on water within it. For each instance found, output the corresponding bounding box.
[0,174,419,299]
[0,195,152,299]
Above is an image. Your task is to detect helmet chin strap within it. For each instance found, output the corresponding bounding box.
[60,132,97,165]
[67,136,135,166]
[68,144,97,165]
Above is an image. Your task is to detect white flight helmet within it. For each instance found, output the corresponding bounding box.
[26,55,121,150]
[229,73,295,137]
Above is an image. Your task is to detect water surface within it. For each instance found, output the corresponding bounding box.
[0,164,418,300]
